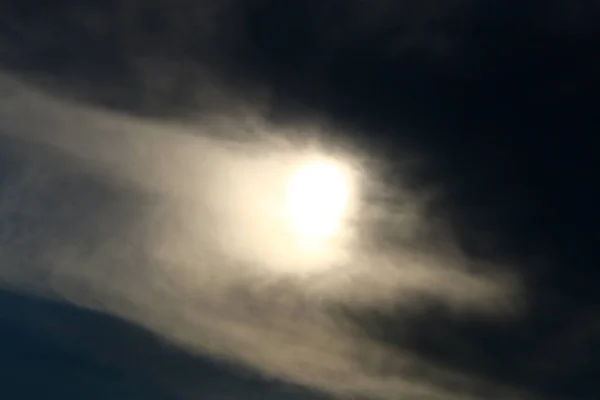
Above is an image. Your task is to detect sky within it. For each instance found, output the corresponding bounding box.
[0,1,598,400]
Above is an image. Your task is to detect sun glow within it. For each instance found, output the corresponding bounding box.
[285,161,350,243]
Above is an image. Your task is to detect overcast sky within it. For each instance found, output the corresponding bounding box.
[0,1,598,400]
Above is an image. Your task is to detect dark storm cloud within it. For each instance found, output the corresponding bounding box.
[1,1,599,400]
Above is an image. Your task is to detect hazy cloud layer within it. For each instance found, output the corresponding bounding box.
[0,73,524,400]
[1,1,598,399]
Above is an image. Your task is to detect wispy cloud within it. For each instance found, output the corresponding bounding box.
[0,72,525,400]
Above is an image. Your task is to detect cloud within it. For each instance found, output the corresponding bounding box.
[0,72,525,400]
[0,0,480,120]
[9,1,591,399]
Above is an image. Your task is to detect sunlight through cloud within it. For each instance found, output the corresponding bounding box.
[285,161,350,243]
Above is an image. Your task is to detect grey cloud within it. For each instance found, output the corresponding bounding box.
[0,73,525,400]
[5,1,585,399]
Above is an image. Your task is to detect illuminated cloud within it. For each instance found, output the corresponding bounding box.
[0,73,525,400]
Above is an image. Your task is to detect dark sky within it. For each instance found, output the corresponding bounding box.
[0,1,599,400]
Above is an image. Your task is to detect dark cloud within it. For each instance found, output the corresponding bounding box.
[1,1,599,400]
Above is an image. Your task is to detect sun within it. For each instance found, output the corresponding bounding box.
[285,161,351,243]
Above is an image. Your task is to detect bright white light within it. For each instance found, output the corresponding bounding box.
[285,161,350,242]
